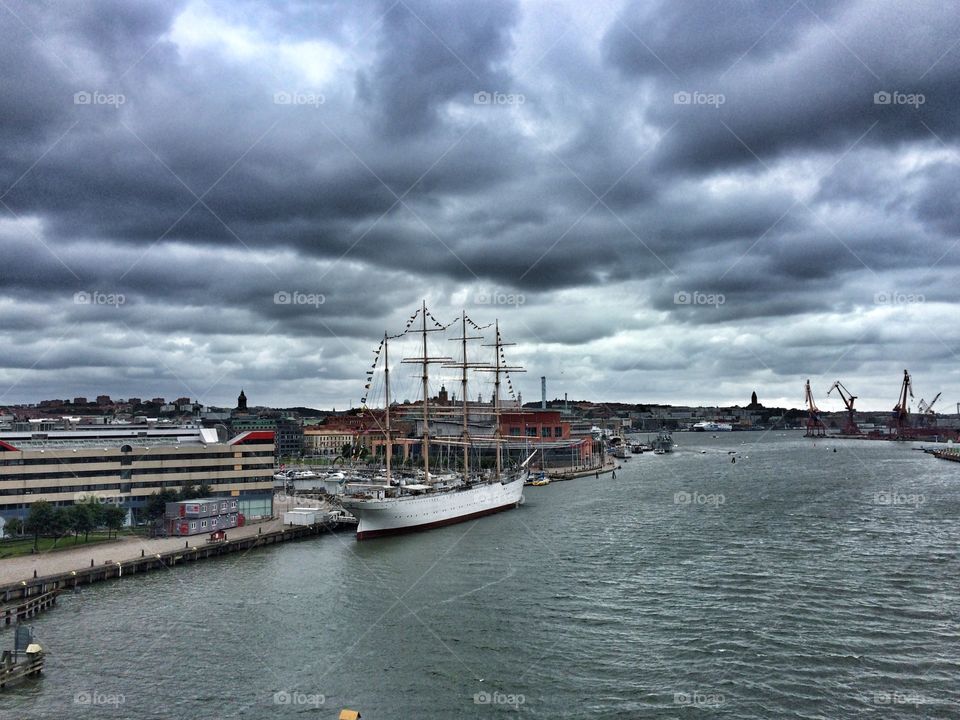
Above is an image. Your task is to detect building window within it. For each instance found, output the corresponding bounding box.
[541,428,550,437]
[526,428,537,437]
[201,519,207,528]
[554,427,563,437]
[189,521,196,530]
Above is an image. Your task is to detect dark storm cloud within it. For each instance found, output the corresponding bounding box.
[357,0,518,137]
[1,0,959,408]
[605,0,960,173]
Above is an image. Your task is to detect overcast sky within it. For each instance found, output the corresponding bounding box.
[1,0,958,413]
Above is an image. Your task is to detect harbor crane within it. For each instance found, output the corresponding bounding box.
[891,369,913,437]
[917,392,941,415]
[804,379,827,437]
[917,391,942,427]
[827,380,861,435]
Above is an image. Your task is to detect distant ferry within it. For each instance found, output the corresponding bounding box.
[692,421,733,432]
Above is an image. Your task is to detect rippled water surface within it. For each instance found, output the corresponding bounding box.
[6,432,960,718]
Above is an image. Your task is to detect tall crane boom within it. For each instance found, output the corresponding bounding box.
[804,379,826,437]
[828,380,861,435]
[891,369,913,437]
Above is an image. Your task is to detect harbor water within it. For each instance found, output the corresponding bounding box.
[5,431,960,718]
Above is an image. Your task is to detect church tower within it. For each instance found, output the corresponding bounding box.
[237,389,248,412]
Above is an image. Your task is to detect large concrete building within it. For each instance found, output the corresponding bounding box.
[0,426,275,525]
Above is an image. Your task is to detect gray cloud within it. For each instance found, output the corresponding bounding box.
[1,0,959,411]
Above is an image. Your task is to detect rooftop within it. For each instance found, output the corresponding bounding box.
[0,425,220,451]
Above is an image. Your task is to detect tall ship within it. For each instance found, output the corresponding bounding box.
[340,302,529,540]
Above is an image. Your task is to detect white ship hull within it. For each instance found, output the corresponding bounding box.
[692,422,733,432]
[341,477,525,540]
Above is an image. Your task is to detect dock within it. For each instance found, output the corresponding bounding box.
[0,625,45,690]
[0,645,44,689]
[0,519,354,604]
[1,591,58,628]
[932,448,960,463]
[547,462,619,481]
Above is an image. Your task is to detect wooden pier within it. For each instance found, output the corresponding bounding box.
[0,520,351,605]
[1,591,58,627]
[932,448,960,463]
[0,647,44,689]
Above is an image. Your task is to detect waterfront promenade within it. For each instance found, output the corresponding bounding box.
[0,494,328,586]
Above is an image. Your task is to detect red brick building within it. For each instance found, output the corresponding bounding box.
[499,410,570,440]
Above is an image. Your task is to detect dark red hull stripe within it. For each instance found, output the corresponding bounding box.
[356,500,519,540]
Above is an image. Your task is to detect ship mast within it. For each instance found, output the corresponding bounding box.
[383,331,391,485]
[421,301,429,480]
[461,311,469,475]
[401,301,451,484]
[494,320,502,478]
[478,320,524,481]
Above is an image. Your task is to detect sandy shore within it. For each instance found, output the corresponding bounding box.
[0,494,330,587]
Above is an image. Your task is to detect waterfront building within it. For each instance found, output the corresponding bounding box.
[500,409,570,439]
[164,497,241,536]
[0,426,274,524]
[303,428,358,459]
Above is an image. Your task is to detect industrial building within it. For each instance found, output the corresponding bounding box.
[0,426,275,525]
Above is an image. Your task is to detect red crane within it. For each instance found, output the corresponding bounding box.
[827,380,861,435]
[891,369,913,438]
[804,379,826,437]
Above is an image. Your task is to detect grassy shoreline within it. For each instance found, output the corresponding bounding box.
[0,531,138,559]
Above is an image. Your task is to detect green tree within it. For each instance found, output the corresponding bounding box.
[69,503,96,543]
[84,497,105,529]
[197,481,212,498]
[144,489,178,521]
[24,500,55,551]
[49,507,72,548]
[4,517,23,538]
[103,505,127,539]
[178,483,198,501]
